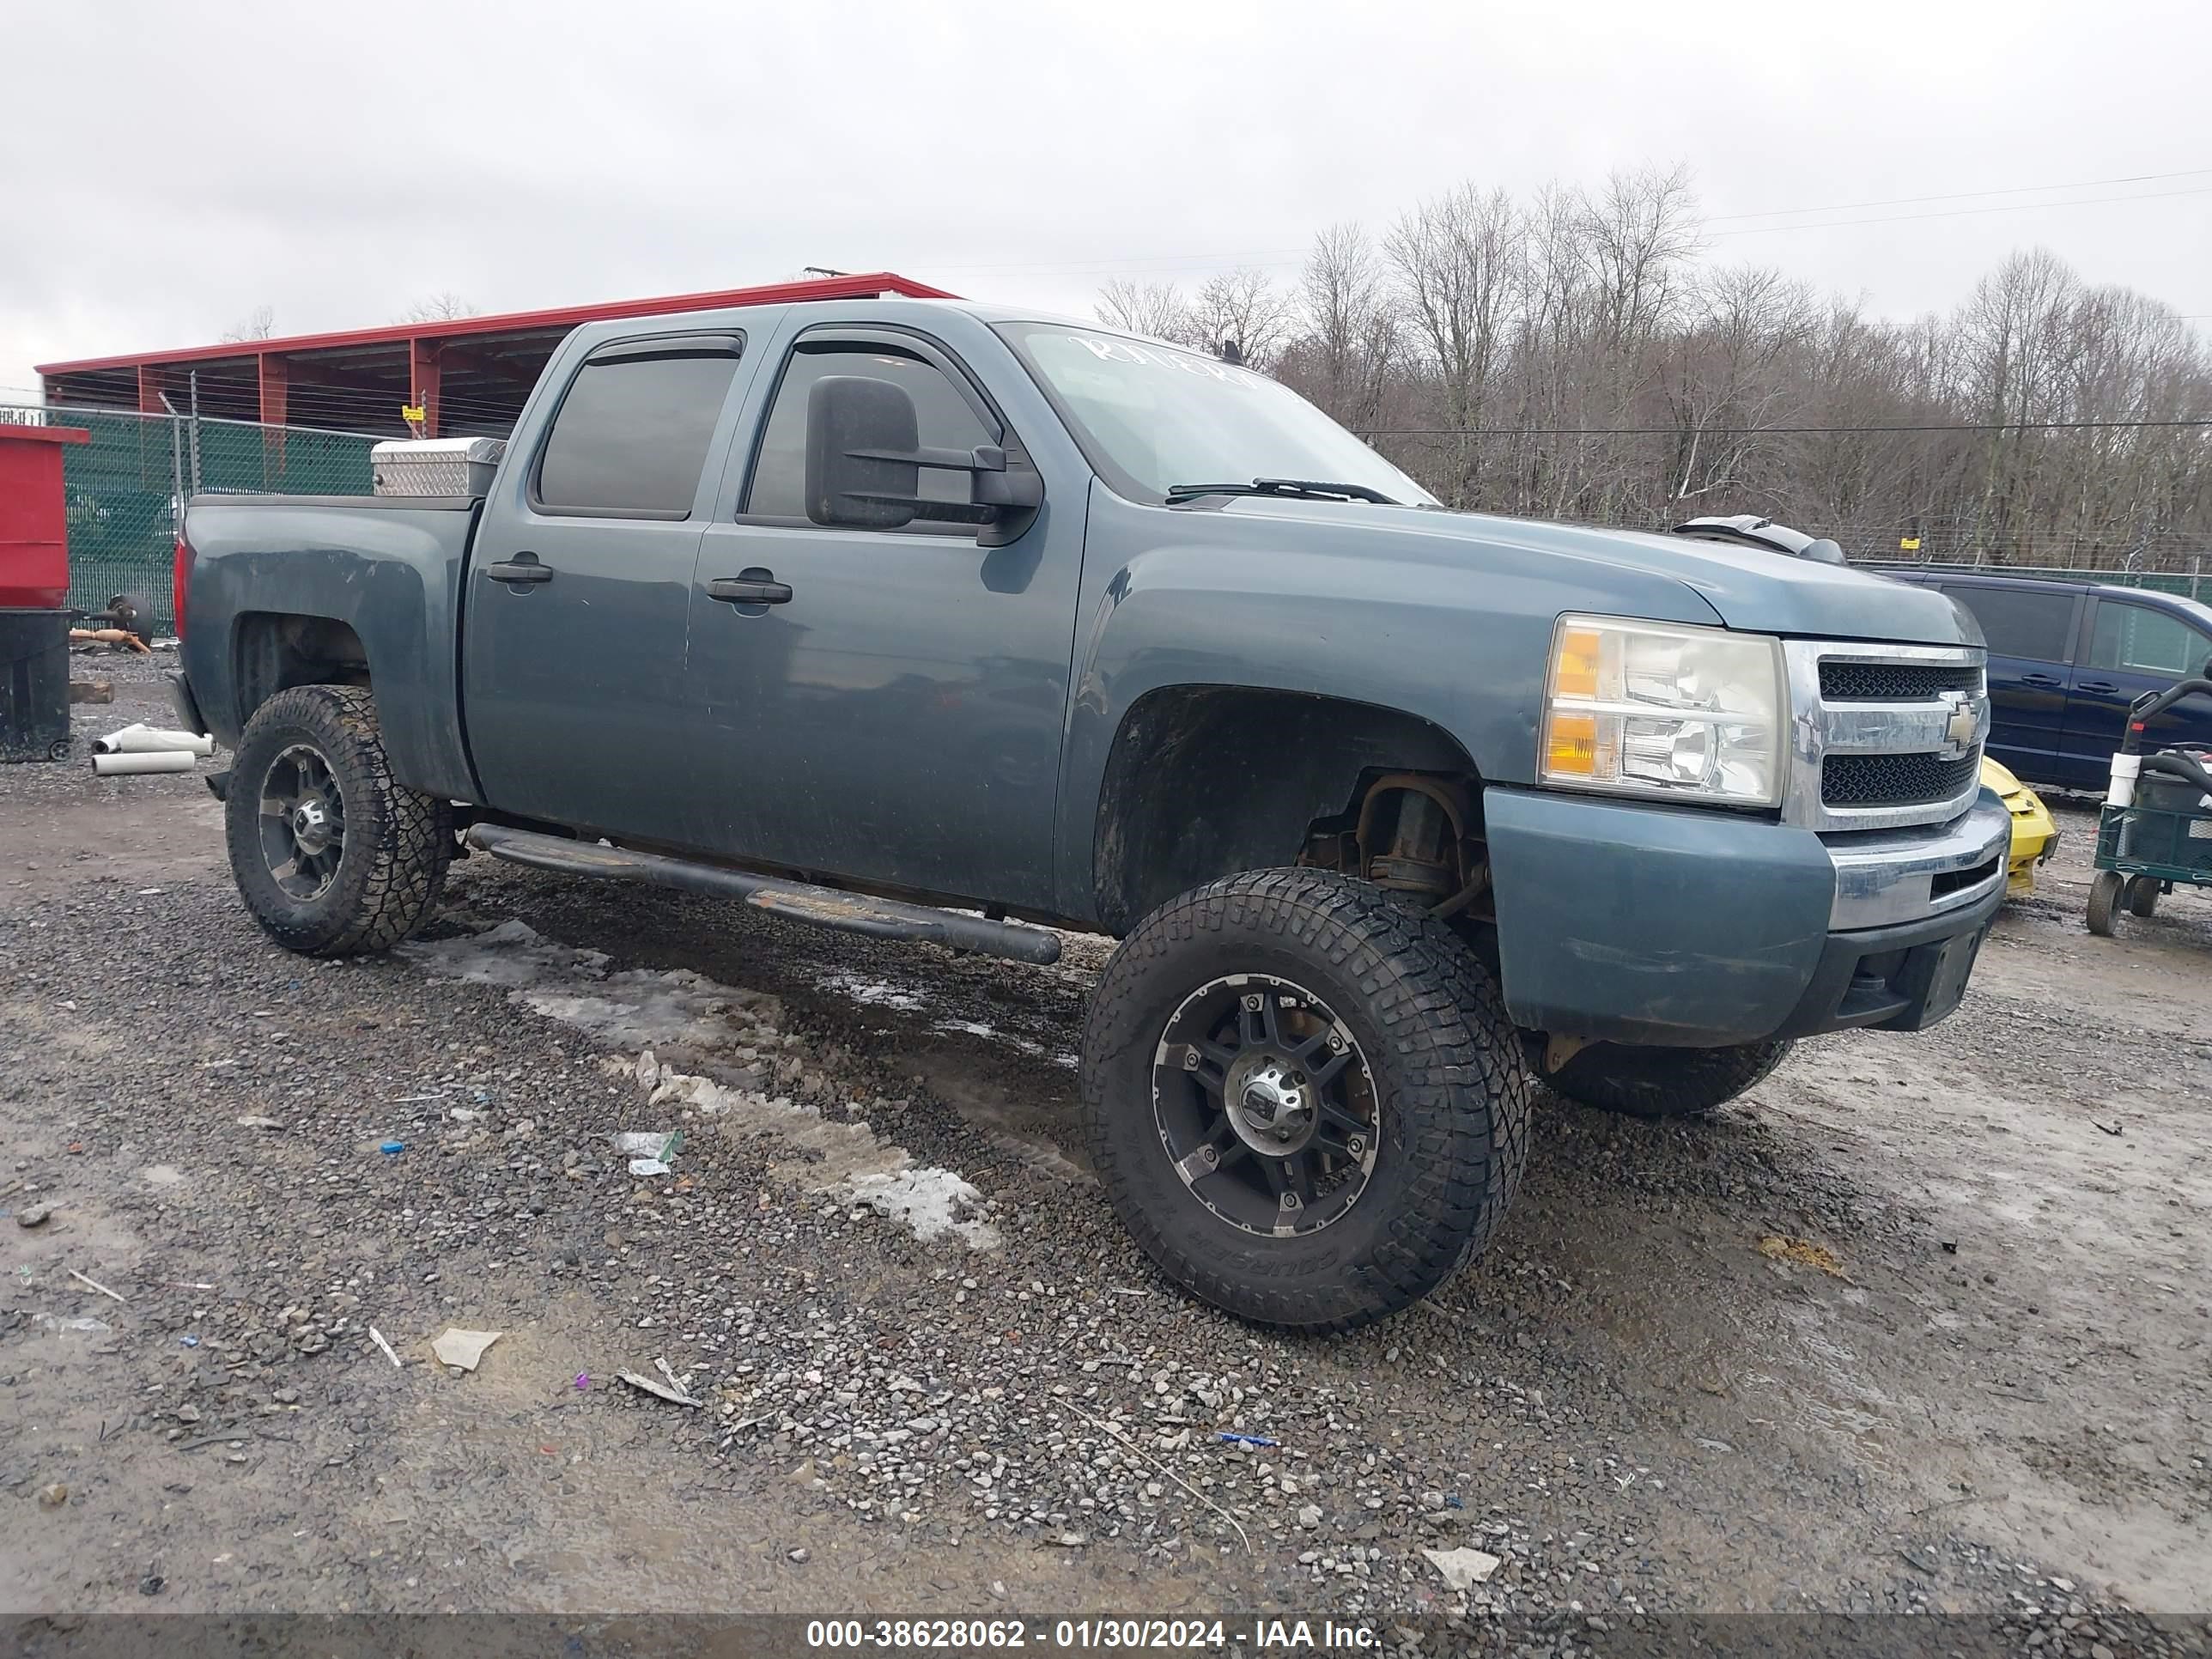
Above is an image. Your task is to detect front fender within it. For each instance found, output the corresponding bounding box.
[1051,483,1723,921]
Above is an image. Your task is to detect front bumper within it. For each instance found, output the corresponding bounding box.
[1485,786,2009,1048]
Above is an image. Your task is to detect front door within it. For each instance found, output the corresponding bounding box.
[461,332,748,841]
[2060,597,2212,783]
[1933,580,2083,787]
[684,326,1079,909]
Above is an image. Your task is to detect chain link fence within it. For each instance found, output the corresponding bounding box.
[0,402,380,633]
[5,402,2204,628]
[1856,559,2206,600]
[1358,429,2211,586]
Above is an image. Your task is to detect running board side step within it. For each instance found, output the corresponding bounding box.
[461,823,1062,965]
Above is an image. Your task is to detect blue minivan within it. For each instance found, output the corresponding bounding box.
[1883,570,2212,791]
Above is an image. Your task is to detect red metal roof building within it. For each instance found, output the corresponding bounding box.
[35,272,955,438]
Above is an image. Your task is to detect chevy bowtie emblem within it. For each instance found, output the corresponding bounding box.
[1937,690,1984,757]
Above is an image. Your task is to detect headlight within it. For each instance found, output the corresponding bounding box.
[1540,615,1785,807]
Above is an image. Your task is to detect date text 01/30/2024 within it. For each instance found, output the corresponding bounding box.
[804,1617,1380,1649]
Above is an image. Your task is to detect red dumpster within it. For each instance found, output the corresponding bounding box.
[0,424,88,609]
[1,423,88,762]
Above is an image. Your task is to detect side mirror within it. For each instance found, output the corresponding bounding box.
[805,373,1042,537]
[806,374,921,529]
[1802,538,1846,565]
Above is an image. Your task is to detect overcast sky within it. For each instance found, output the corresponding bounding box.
[5,0,2208,394]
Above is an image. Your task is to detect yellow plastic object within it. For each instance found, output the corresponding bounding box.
[1982,757,2057,897]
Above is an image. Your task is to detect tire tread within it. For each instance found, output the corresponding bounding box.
[1545,1038,1792,1119]
[225,685,450,957]
[1080,868,1529,1334]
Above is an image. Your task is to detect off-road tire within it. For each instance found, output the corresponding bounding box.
[1079,868,1529,1334]
[225,684,451,957]
[1540,1038,1793,1119]
[2087,869,2126,937]
[2126,875,2160,918]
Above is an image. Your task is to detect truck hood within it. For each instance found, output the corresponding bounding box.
[1212,498,1983,647]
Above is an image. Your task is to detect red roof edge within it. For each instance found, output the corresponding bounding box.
[36,271,957,377]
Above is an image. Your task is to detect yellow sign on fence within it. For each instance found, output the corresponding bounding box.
[1899,536,1922,551]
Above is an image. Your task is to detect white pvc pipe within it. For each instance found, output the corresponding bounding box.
[91,750,198,775]
[92,723,215,757]
[2106,750,2140,808]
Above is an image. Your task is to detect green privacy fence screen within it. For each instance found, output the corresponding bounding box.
[1,404,379,633]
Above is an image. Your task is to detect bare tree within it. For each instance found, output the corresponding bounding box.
[1385,185,1523,504]
[1658,265,1818,502]
[219,303,276,343]
[1297,223,1401,428]
[1095,279,1192,343]
[1097,178,2212,570]
[1582,164,1701,349]
[1186,269,1294,367]
[398,292,480,324]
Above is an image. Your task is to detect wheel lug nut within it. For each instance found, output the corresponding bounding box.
[1346,1135,1366,1158]
[1328,1033,1346,1053]
[1243,994,1263,1012]
[1182,1048,1200,1071]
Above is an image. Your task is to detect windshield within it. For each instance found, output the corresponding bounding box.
[997,321,1434,506]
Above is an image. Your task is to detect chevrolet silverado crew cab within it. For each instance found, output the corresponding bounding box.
[170,291,2008,1331]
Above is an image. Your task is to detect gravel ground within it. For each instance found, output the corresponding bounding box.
[3,653,2209,1655]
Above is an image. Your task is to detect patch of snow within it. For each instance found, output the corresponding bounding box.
[843,1167,1000,1249]
[400,924,778,1060]
[817,971,924,1011]
[402,918,996,1250]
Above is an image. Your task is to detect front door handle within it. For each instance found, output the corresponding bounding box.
[2076,680,2121,696]
[2021,672,2064,688]
[708,574,793,605]
[483,555,554,585]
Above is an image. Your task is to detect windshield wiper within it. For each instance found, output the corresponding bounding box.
[1165,477,1400,506]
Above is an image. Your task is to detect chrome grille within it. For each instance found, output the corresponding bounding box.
[1818,662,1984,702]
[1781,641,1989,832]
[1823,751,1980,807]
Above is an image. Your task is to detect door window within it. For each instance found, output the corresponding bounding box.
[746,340,995,521]
[536,341,744,517]
[1936,584,2075,662]
[2086,604,2212,678]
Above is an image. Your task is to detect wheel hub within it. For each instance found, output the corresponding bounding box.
[258,743,347,902]
[1229,1054,1316,1152]
[1150,973,1380,1238]
[290,799,335,855]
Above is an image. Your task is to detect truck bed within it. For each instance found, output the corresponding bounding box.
[179,491,484,801]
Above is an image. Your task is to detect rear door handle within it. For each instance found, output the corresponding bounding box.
[483,556,554,585]
[708,575,793,605]
[2076,680,2121,696]
[2021,672,2064,688]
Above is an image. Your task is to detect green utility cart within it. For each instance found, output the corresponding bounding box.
[2087,676,2212,936]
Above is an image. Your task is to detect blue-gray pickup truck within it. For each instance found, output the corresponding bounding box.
[172,295,2008,1331]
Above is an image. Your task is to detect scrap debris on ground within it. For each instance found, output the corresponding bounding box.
[1,654,2208,1652]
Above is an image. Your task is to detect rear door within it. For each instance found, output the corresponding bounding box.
[2060,596,2212,780]
[461,331,750,838]
[1929,579,2083,787]
[683,323,1079,907]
